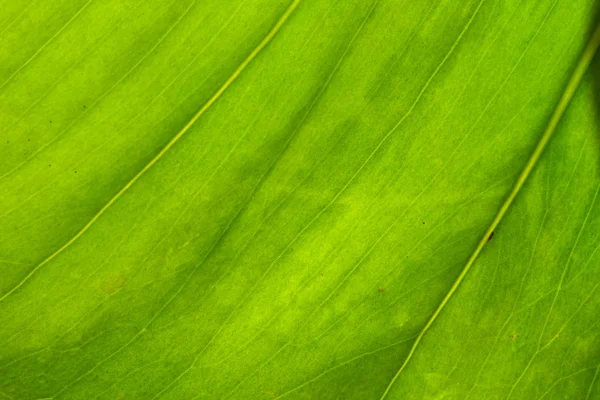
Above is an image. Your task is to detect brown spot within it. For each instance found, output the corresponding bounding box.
[100,275,127,295]
[488,231,494,241]
[378,288,384,293]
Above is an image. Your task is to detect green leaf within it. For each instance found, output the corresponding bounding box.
[1,0,599,399]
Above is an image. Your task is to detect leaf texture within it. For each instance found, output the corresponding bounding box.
[0,0,599,399]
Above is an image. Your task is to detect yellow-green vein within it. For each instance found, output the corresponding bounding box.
[0,0,302,304]
[380,21,600,400]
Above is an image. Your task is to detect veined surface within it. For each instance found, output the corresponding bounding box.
[0,0,599,399]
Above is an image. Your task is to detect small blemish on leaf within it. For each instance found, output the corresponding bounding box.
[488,231,494,241]
[100,275,126,295]
[378,288,384,293]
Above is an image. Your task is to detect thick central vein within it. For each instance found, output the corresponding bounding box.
[380,22,600,400]
[0,0,302,304]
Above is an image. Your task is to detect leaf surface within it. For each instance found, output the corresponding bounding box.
[0,1,599,399]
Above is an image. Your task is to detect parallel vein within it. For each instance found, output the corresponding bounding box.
[0,0,302,304]
[380,21,600,400]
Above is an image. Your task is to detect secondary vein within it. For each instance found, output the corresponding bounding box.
[0,0,302,304]
[380,21,600,400]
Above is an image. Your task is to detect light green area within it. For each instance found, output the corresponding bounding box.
[0,0,599,399]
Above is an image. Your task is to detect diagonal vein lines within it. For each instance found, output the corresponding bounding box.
[273,335,417,400]
[507,184,600,399]
[0,0,302,304]
[1,1,599,398]
[429,6,584,395]
[146,5,380,397]
[165,0,499,395]
[217,0,484,347]
[537,182,600,348]
[153,0,496,395]
[587,363,600,400]
[379,19,600,400]
[36,2,303,397]
[0,0,195,183]
[0,0,95,92]
[0,0,37,40]
[0,0,146,149]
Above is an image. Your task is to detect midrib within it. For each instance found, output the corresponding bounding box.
[379,21,600,400]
